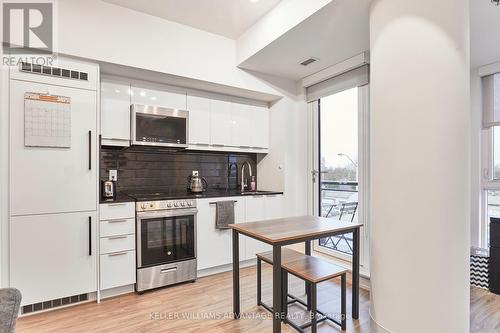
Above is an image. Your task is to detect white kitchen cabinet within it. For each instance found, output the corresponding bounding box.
[10,212,97,306]
[187,95,211,145]
[244,196,271,260]
[99,202,135,221]
[210,99,232,146]
[264,194,285,219]
[197,197,245,270]
[98,203,136,292]
[230,103,252,147]
[131,86,186,110]
[100,251,136,290]
[100,234,135,254]
[251,105,269,149]
[9,80,97,216]
[101,80,131,146]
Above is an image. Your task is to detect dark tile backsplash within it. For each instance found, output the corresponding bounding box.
[100,146,257,193]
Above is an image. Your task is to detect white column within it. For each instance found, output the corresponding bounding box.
[369,1,470,332]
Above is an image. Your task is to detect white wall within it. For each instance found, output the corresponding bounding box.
[255,74,309,216]
[0,45,7,288]
[369,0,470,332]
[470,69,482,248]
[56,0,278,96]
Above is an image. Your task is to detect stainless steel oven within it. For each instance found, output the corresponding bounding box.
[131,104,189,148]
[136,199,197,292]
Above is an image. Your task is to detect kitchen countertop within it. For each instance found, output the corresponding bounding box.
[100,193,135,204]
[100,190,283,203]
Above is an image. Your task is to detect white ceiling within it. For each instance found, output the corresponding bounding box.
[471,0,500,68]
[238,0,370,80]
[101,0,281,39]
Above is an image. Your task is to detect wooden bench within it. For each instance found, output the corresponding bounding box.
[256,249,347,332]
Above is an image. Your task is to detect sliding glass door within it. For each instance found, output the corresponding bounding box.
[311,84,369,268]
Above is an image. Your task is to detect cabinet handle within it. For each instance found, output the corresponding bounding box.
[88,216,92,256]
[88,130,92,170]
[108,219,128,223]
[212,144,225,147]
[239,146,250,148]
[108,251,128,257]
[107,235,127,240]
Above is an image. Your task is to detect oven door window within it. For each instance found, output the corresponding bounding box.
[140,215,195,267]
[135,113,187,145]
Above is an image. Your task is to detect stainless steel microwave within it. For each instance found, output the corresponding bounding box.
[131,104,189,148]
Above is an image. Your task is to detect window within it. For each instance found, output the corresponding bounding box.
[494,127,500,180]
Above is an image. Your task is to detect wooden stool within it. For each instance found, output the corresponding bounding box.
[256,249,347,332]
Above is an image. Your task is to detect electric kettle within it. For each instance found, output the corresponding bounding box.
[187,170,208,193]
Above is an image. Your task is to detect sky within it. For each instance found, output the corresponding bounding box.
[320,87,358,169]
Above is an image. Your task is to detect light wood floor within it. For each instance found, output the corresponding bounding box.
[15,266,500,333]
[17,264,370,333]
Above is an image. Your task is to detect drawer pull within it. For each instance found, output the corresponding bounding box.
[108,251,128,257]
[107,219,128,223]
[160,267,177,274]
[209,201,237,205]
[108,235,127,240]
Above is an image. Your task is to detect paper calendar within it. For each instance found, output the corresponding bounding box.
[24,92,71,148]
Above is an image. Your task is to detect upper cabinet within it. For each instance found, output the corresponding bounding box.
[230,103,253,148]
[130,86,186,110]
[101,80,131,147]
[209,99,232,146]
[100,80,269,153]
[187,95,211,145]
[190,95,269,153]
[252,106,270,149]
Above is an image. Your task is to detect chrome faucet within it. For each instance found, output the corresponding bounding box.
[241,161,253,192]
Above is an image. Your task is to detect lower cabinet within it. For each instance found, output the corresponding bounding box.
[99,203,136,292]
[196,197,245,270]
[10,212,97,306]
[244,196,270,260]
[196,194,285,269]
[244,194,285,260]
[100,251,136,290]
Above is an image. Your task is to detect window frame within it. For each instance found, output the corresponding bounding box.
[481,127,500,248]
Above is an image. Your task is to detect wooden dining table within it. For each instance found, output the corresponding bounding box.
[229,215,363,333]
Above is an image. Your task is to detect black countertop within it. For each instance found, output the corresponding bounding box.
[100,190,283,203]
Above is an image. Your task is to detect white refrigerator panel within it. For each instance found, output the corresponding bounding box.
[9,80,97,215]
[10,212,97,305]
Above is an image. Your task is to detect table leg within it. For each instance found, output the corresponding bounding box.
[305,240,312,310]
[272,245,282,333]
[352,228,360,319]
[232,230,240,319]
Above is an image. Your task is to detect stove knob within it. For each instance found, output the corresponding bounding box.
[149,203,155,209]
[141,203,147,210]
[167,202,173,208]
[181,201,186,207]
[174,202,179,207]
[187,201,192,206]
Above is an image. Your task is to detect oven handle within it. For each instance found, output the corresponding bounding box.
[136,208,198,219]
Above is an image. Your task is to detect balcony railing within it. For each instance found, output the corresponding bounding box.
[319,180,358,255]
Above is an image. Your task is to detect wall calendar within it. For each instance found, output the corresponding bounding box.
[24,92,71,148]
